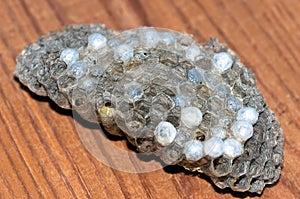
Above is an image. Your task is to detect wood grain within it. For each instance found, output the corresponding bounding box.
[0,0,299,198]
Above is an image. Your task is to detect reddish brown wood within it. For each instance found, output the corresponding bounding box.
[0,0,299,198]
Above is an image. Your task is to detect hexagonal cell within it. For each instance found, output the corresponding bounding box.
[136,129,156,152]
[243,94,266,113]
[36,66,51,85]
[226,97,243,113]
[248,158,265,177]
[185,44,201,62]
[261,160,276,181]
[232,82,248,98]
[69,87,87,108]
[210,126,227,139]
[195,55,213,70]
[158,31,176,47]
[124,82,144,101]
[49,60,68,79]
[244,139,261,159]
[145,114,162,131]
[54,92,71,109]
[105,62,125,81]
[216,109,235,127]
[143,85,158,98]
[134,99,151,115]
[168,69,186,84]
[159,51,179,67]
[231,157,250,178]
[192,99,208,114]
[116,98,134,114]
[162,86,177,98]
[77,77,98,95]
[152,93,175,112]
[212,176,235,190]
[67,61,88,79]
[212,52,233,72]
[151,75,169,86]
[137,27,160,48]
[60,48,79,66]
[240,68,255,86]
[88,33,107,50]
[173,95,190,108]
[203,137,224,158]
[179,82,196,97]
[44,79,60,99]
[223,138,244,159]
[161,143,183,165]
[231,120,253,142]
[203,71,221,89]
[209,157,232,177]
[201,112,217,131]
[221,69,239,88]
[213,84,231,99]
[174,127,194,147]
[28,77,46,95]
[207,96,225,113]
[166,109,180,127]
[114,44,134,62]
[237,107,259,125]
[153,121,177,147]
[57,73,77,92]
[176,33,194,47]
[249,179,265,194]
[180,106,203,129]
[188,68,203,84]
[196,84,212,99]
[232,175,251,192]
[125,110,146,134]
[183,140,204,162]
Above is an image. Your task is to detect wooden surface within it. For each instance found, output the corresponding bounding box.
[0,0,299,198]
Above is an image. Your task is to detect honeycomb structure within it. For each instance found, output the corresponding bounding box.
[15,24,284,194]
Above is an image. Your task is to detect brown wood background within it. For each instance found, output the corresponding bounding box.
[0,0,299,198]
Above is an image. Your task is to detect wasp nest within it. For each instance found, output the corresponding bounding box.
[15,24,284,194]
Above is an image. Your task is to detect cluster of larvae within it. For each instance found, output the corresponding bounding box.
[15,24,284,194]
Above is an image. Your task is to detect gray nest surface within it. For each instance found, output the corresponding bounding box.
[15,24,284,194]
